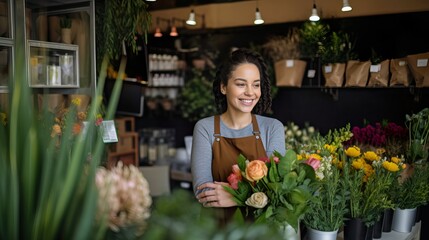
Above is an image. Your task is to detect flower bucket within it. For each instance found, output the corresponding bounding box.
[307,227,338,240]
[382,208,394,232]
[372,213,384,238]
[274,59,307,87]
[323,63,346,87]
[343,218,367,240]
[391,207,417,233]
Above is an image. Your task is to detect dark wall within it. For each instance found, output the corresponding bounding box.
[136,11,429,147]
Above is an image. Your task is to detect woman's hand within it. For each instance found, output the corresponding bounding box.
[196,181,237,208]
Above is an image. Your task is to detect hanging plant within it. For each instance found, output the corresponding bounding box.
[96,0,151,70]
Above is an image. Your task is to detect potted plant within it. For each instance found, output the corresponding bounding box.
[405,108,429,163]
[60,16,72,44]
[177,69,216,123]
[263,27,307,87]
[367,49,390,87]
[319,31,356,87]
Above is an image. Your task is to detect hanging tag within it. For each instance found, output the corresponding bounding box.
[324,65,332,73]
[286,60,294,68]
[101,120,118,143]
[370,64,381,73]
[417,58,428,67]
[399,61,406,66]
[307,69,316,78]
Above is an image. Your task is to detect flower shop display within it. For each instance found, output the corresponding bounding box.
[95,162,152,238]
[224,150,316,238]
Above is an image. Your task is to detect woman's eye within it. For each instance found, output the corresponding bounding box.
[253,84,260,88]
[236,83,245,87]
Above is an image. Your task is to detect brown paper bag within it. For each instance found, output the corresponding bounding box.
[407,52,429,87]
[390,58,411,87]
[367,59,390,87]
[345,60,370,87]
[274,59,307,87]
[323,63,346,87]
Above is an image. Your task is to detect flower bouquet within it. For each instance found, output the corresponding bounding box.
[224,149,316,233]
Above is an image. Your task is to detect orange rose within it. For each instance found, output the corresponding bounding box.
[245,160,268,182]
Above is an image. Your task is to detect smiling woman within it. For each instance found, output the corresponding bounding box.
[190,48,286,226]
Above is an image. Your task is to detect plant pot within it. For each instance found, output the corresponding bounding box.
[391,207,417,233]
[323,63,346,87]
[343,218,368,240]
[306,227,338,240]
[382,208,394,232]
[372,214,384,239]
[365,224,374,240]
[274,59,307,87]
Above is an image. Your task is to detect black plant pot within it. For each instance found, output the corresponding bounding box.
[373,214,384,239]
[365,224,374,240]
[382,209,394,232]
[344,218,368,240]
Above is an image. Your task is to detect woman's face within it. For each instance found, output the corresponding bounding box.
[221,63,261,114]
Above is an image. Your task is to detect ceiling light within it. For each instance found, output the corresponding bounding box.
[309,2,320,22]
[154,27,162,37]
[254,8,264,25]
[170,26,178,37]
[186,9,196,25]
[342,0,352,12]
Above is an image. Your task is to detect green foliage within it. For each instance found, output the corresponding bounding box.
[97,0,151,62]
[0,39,123,239]
[304,165,348,231]
[177,69,216,122]
[405,108,429,163]
[392,163,429,209]
[299,21,329,60]
[319,31,357,65]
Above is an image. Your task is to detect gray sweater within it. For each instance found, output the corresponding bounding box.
[191,115,286,195]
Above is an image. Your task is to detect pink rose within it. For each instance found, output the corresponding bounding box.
[227,164,242,190]
[305,158,321,170]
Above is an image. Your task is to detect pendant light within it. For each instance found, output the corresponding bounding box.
[186,9,196,25]
[254,1,264,25]
[170,26,178,37]
[342,0,352,12]
[309,0,320,22]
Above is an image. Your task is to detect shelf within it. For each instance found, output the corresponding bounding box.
[27,40,79,88]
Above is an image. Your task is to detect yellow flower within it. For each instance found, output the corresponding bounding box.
[309,153,321,161]
[297,154,303,161]
[402,163,407,169]
[391,156,400,164]
[345,146,361,158]
[71,98,81,106]
[382,161,400,172]
[51,124,62,137]
[363,163,374,176]
[363,151,380,161]
[324,144,337,154]
[352,158,365,169]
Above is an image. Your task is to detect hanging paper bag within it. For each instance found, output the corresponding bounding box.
[345,60,370,87]
[390,58,411,87]
[274,59,307,87]
[323,63,346,87]
[407,52,429,87]
[368,59,390,87]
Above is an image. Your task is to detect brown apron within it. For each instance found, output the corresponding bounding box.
[211,114,267,226]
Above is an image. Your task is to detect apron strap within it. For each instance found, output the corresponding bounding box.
[251,114,261,138]
[214,115,221,138]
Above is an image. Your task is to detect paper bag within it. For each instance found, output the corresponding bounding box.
[367,59,390,87]
[323,63,346,87]
[390,58,411,87]
[407,52,429,87]
[274,59,307,87]
[345,60,370,87]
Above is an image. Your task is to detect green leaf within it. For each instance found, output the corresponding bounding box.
[237,154,247,172]
[282,172,298,191]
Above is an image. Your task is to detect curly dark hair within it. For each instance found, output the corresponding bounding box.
[213,48,272,114]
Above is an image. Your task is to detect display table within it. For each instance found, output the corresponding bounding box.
[336,221,420,240]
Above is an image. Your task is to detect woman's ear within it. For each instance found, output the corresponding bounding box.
[220,84,226,95]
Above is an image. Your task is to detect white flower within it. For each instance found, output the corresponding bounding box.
[245,192,268,208]
[286,130,293,137]
[308,126,315,134]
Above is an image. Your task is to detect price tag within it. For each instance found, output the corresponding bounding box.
[417,58,428,67]
[101,120,118,143]
[324,65,332,73]
[307,69,316,78]
[286,60,294,67]
[370,64,381,73]
[399,61,406,66]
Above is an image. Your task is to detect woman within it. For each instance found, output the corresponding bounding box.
[190,48,286,225]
